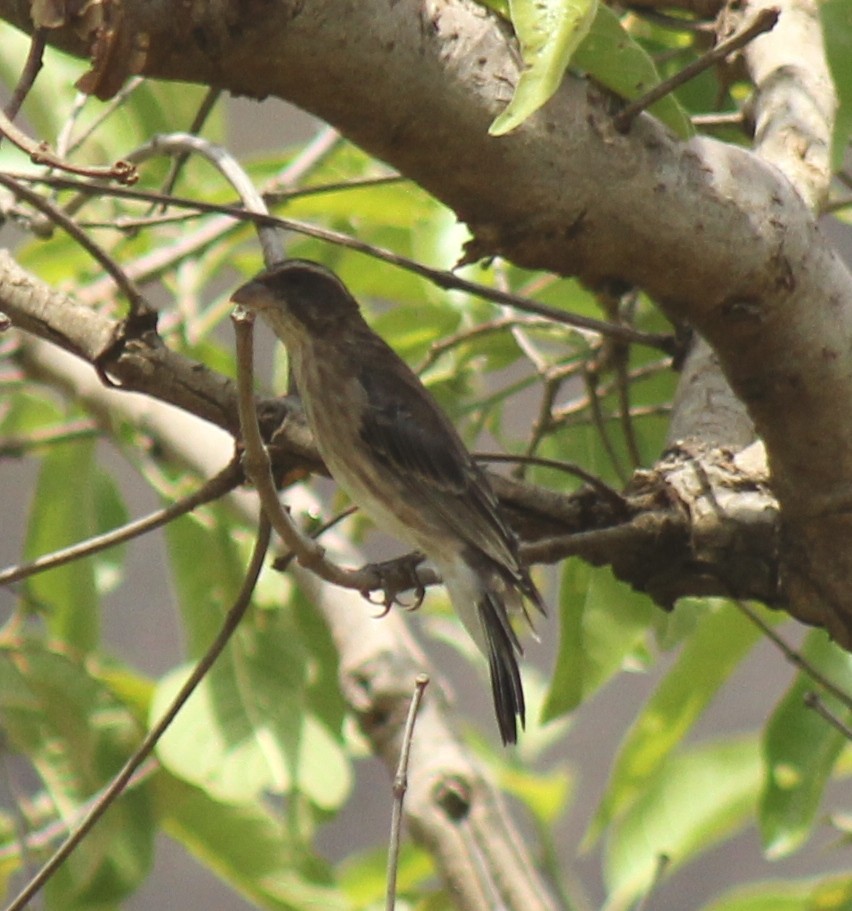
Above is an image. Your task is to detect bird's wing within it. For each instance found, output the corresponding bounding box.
[357,362,521,574]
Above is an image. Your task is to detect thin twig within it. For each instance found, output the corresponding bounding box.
[3,29,46,120]
[4,172,676,352]
[803,692,852,741]
[476,452,626,510]
[515,377,560,480]
[584,368,627,483]
[691,111,747,128]
[2,514,272,911]
[613,7,780,132]
[0,458,242,587]
[59,78,146,160]
[159,88,223,203]
[386,674,429,911]
[264,173,404,204]
[615,355,643,469]
[0,173,150,316]
[0,108,136,184]
[735,600,852,713]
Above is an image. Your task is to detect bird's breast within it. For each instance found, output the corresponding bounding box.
[292,346,460,563]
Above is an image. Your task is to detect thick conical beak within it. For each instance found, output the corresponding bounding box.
[230,278,269,310]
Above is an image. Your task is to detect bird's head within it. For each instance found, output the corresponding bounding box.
[231,259,360,335]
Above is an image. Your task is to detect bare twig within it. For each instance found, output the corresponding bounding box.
[735,601,852,713]
[613,7,780,132]
[0,457,242,587]
[158,88,222,203]
[0,107,137,184]
[3,172,676,352]
[476,452,626,510]
[386,674,430,911]
[0,173,150,317]
[584,368,627,483]
[803,692,852,741]
[3,29,46,120]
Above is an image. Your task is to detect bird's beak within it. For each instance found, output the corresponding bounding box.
[230,278,269,310]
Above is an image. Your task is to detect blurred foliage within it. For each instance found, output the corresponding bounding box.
[0,2,851,909]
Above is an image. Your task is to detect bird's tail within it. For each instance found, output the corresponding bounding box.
[444,554,545,744]
[479,587,526,745]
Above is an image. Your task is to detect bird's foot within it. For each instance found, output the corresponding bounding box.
[361,552,427,616]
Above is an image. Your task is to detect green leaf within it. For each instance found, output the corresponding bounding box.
[0,639,153,904]
[164,507,250,656]
[151,606,351,809]
[604,736,762,910]
[24,437,100,652]
[822,0,852,171]
[759,630,852,858]
[340,842,434,907]
[588,600,763,846]
[543,564,655,722]
[573,5,693,138]
[157,772,348,911]
[697,874,852,911]
[490,0,599,136]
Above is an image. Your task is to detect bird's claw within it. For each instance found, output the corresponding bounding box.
[360,552,426,616]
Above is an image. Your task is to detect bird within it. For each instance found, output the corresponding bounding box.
[231,259,545,744]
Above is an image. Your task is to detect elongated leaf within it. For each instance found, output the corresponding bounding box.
[24,438,100,652]
[759,630,852,858]
[543,564,654,721]
[698,874,852,911]
[0,639,153,904]
[486,1,692,138]
[151,608,351,810]
[574,5,693,138]
[822,0,852,171]
[157,772,348,911]
[588,600,763,845]
[490,0,599,136]
[604,736,762,910]
[164,507,250,656]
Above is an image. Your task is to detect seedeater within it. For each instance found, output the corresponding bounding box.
[231,259,544,744]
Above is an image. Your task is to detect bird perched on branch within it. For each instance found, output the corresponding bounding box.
[231,259,544,744]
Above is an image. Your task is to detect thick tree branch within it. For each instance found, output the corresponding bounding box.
[1,0,851,636]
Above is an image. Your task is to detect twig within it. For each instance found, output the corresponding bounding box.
[615,354,643,469]
[3,29,46,120]
[158,88,222,204]
[613,7,780,132]
[2,514,272,911]
[417,315,557,374]
[584,368,627,483]
[65,78,147,159]
[803,692,852,741]
[515,377,560,480]
[0,107,136,184]
[735,600,852,713]
[264,173,405,204]
[4,172,676,352]
[386,674,429,911]
[0,458,242,587]
[691,111,748,128]
[0,173,150,317]
[476,452,626,510]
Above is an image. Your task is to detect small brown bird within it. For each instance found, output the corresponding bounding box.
[231,259,544,744]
